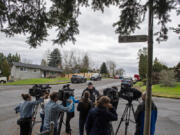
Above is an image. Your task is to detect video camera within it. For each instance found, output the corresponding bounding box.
[29,84,51,98]
[119,83,142,102]
[103,86,119,109]
[58,84,74,101]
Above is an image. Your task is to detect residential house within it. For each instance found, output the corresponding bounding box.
[11,62,62,80]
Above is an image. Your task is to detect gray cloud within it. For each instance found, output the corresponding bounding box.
[0,5,180,77]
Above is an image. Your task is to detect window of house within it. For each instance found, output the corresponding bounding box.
[20,67,27,72]
[51,72,55,75]
[20,67,24,71]
[34,69,37,72]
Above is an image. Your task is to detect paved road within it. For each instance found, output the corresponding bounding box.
[0,79,180,135]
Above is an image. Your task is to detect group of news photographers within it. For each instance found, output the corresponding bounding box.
[15,82,157,135]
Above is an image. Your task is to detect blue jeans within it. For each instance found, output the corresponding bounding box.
[40,113,44,132]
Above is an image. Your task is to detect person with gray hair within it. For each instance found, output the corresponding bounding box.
[134,92,158,135]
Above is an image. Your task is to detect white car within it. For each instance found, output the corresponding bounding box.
[0,77,7,83]
[90,73,102,81]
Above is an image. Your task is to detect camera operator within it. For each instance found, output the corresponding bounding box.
[134,92,157,135]
[65,92,79,133]
[82,82,100,104]
[14,93,44,135]
[43,92,73,135]
[85,96,118,135]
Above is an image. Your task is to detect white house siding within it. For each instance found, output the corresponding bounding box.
[11,66,41,80]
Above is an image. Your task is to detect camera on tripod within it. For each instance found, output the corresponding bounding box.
[58,84,74,101]
[119,83,142,102]
[29,84,51,98]
[103,87,119,103]
[103,86,119,109]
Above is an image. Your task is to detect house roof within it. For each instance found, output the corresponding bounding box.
[13,62,62,73]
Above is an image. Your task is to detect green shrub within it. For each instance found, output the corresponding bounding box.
[159,70,176,87]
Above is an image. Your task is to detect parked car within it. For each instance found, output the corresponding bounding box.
[121,77,133,87]
[119,76,124,82]
[90,73,102,81]
[114,75,120,79]
[71,75,87,83]
[0,77,7,83]
[114,75,124,80]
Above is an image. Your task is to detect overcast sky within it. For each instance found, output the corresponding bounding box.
[0,5,180,76]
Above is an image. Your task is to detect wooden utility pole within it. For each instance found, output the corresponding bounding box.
[144,0,154,134]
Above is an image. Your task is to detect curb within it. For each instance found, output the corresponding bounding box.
[0,81,70,87]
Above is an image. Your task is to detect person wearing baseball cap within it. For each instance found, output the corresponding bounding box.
[82,82,100,103]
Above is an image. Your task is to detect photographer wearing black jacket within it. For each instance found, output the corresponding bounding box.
[134,92,157,135]
[82,82,100,103]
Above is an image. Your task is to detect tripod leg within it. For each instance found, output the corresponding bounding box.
[30,104,39,135]
[131,105,136,121]
[32,104,39,127]
[124,106,131,135]
[115,104,129,135]
[57,112,64,135]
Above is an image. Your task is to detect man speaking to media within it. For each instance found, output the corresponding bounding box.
[82,82,100,103]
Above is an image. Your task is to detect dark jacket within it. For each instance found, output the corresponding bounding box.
[85,106,118,135]
[77,99,92,120]
[134,101,157,135]
[82,87,100,103]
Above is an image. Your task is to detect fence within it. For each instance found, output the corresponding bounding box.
[64,73,95,79]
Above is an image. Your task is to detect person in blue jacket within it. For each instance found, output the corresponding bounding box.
[85,96,118,135]
[65,93,79,133]
[134,92,158,135]
[43,92,73,135]
[15,93,44,135]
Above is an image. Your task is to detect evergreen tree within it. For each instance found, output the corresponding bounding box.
[0,0,178,47]
[0,53,6,70]
[6,53,21,67]
[138,48,148,80]
[1,59,10,79]
[153,57,168,72]
[48,48,62,68]
[100,62,108,74]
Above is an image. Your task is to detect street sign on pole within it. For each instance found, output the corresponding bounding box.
[119,35,148,43]
[144,0,153,135]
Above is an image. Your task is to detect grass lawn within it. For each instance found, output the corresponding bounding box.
[2,77,70,85]
[134,82,180,99]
